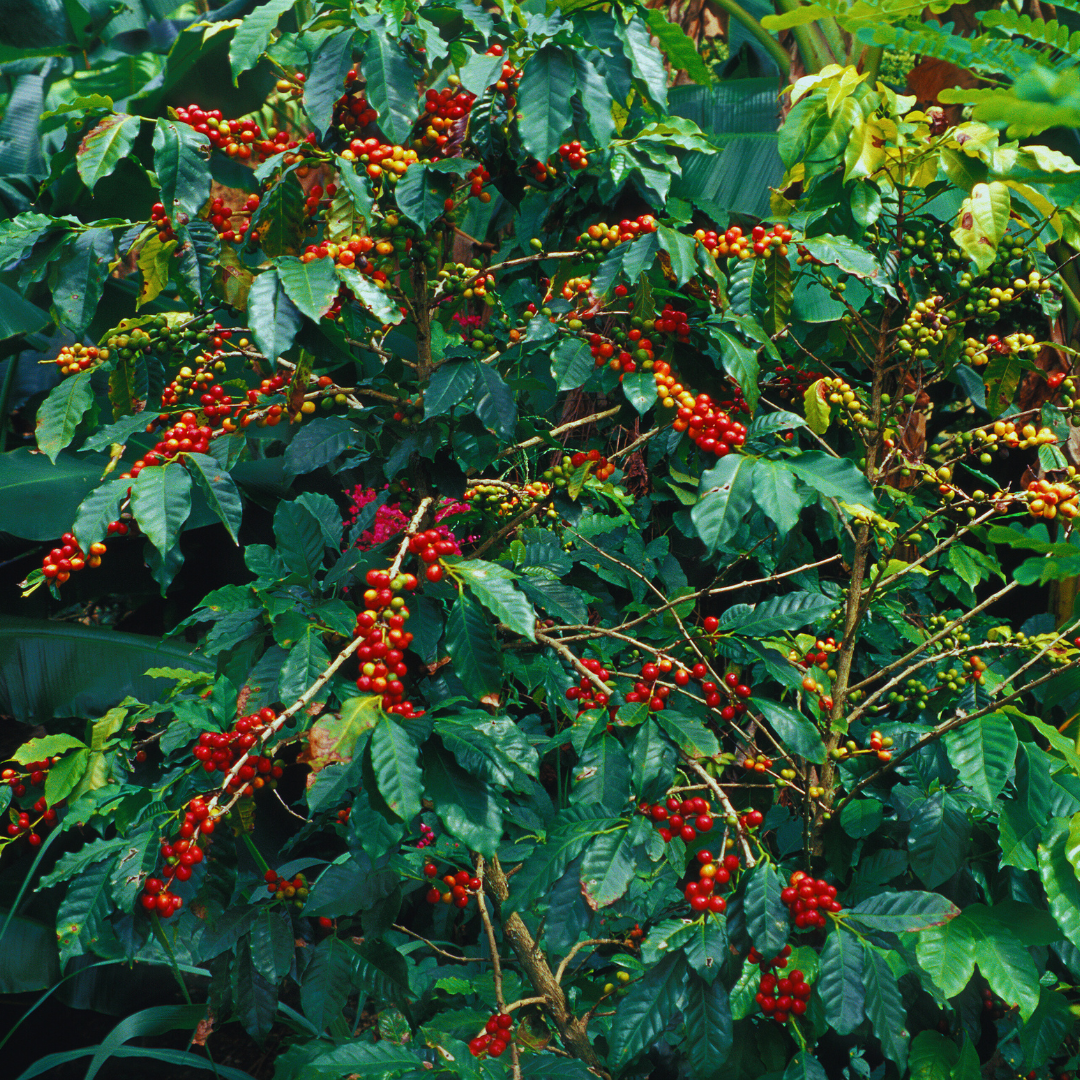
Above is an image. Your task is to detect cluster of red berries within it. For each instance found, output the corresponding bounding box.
[301,234,384,268]
[424,863,481,908]
[119,413,213,478]
[781,870,841,930]
[469,1012,514,1058]
[578,214,659,251]
[569,449,615,481]
[483,42,521,100]
[5,797,57,846]
[190,708,284,796]
[750,946,810,1023]
[867,730,892,762]
[163,368,234,420]
[173,105,291,161]
[337,69,378,130]
[587,329,642,374]
[265,869,309,904]
[683,848,742,914]
[418,84,476,151]
[739,809,764,829]
[208,193,261,244]
[695,223,791,261]
[407,527,462,584]
[653,304,691,340]
[742,754,773,773]
[140,797,218,917]
[41,532,106,583]
[1,758,58,798]
[302,181,336,219]
[558,140,589,170]
[466,164,491,200]
[352,568,423,716]
[565,657,613,714]
[644,796,715,845]
[416,822,435,848]
[53,342,109,374]
[354,568,417,706]
[671,393,748,458]
[150,201,176,242]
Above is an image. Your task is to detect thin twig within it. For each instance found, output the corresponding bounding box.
[554,940,624,986]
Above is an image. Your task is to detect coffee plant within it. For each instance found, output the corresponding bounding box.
[4,2,1080,1080]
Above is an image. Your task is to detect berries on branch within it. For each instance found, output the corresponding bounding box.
[423,863,481,909]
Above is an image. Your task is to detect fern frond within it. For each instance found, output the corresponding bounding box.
[863,22,1039,80]
[979,9,1080,66]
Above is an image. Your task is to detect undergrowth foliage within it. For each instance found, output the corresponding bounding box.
[5,3,1080,1080]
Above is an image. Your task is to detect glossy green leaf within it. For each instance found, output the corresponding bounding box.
[580,828,636,909]
[692,455,756,554]
[518,46,575,162]
[362,31,419,146]
[915,911,977,998]
[907,1031,958,1080]
[445,592,503,700]
[473,364,517,441]
[275,255,340,322]
[248,269,302,360]
[609,952,688,1068]
[908,791,971,888]
[52,228,112,333]
[683,972,732,1079]
[230,0,298,82]
[818,928,864,1035]
[186,452,243,544]
[152,118,210,217]
[305,31,357,137]
[862,942,908,1069]
[847,890,961,934]
[744,861,788,960]
[284,416,354,475]
[130,462,192,565]
[370,716,422,822]
[786,451,875,507]
[454,560,535,640]
[275,499,328,579]
[945,712,1018,809]
[279,627,331,704]
[252,172,307,258]
[35,370,95,463]
[425,360,478,418]
[424,745,503,856]
[301,935,354,1034]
